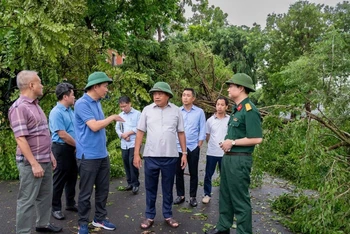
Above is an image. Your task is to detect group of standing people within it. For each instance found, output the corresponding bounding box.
[8,70,262,234]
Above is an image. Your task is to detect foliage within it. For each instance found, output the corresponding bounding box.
[107,137,125,179]
[255,108,350,233]
[0,129,18,180]
[271,193,309,216]
[1,1,350,233]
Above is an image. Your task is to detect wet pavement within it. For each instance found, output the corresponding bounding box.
[0,144,293,234]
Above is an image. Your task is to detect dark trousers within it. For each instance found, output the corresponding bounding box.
[121,148,140,187]
[144,157,177,219]
[203,155,222,197]
[77,156,110,225]
[176,146,200,197]
[52,143,78,211]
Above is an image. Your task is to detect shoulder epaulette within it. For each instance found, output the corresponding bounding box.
[245,103,252,111]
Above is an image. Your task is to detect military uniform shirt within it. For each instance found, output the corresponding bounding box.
[225,97,262,153]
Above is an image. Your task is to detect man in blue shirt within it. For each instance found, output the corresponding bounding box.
[115,96,141,194]
[49,83,78,221]
[74,72,124,234]
[174,88,206,207]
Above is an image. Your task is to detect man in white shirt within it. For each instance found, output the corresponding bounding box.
[202,97,229,204]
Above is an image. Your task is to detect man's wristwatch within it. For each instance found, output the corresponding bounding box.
[182,152,188,155]
[231,140,236,146]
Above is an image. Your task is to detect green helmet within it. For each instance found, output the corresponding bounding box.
[225,73,256,92]
[85,72,112,90]
[149,82,173,98]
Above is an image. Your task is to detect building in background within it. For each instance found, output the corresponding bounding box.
[107,49,125,66]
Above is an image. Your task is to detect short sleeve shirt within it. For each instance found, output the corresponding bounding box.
[49,102,75,143]
[8,95,51,163]
[206,114,230,156]
[226,97,262,153]
[74,93,108,159]
[137,102,184,157]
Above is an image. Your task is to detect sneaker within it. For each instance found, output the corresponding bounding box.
[92,219,116,230]
[78,224,88,234]
[202,195,211,204]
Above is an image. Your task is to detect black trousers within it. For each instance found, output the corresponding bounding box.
[121,148,140,187]
[77,156,110,225]
[175,146,200,197]
[52,143,78,211]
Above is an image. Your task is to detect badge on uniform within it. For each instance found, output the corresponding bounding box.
[233,118,238,121]
[237,104,242,111]
[245,103,252,111]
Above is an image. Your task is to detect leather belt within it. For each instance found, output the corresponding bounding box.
[225,152,251,156]
[53,142,66,145]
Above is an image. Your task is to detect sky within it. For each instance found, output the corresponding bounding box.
[199,0,343,27]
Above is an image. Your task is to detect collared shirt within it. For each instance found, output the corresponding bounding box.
[226,97,263,153]
[8,95,51,163]
[74,93,108,160]
[49,102,75,143]
[206,113,230,157]
[115,107,141,149]
[137,102,184,157]
[177,105,206,151]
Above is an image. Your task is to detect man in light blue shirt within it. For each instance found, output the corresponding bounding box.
[174,88,206,207]
[116,96,141,194]
[49,82,78,221]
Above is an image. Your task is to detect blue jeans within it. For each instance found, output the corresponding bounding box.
[204,155,222,197]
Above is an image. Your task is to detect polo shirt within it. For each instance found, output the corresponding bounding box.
[8,95,51,163]
[116,108,141,150]
[74,93,108,159]
[49,102,75,143]
[206,114,230,156]
[137,102,184,157]
[226,97,262,153]
[177,105,206,151]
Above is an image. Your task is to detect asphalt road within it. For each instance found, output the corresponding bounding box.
[0,144,293,234]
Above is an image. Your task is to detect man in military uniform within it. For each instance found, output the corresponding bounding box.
[205,73,263,234]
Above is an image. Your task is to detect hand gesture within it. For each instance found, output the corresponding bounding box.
[114,115,125,122]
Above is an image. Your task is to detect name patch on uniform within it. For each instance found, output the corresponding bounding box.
[245,103,252,111]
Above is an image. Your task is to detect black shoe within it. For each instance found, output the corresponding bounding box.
[65,204,78,212]
[173,196,185,204]
[125,184,133,191]
[205,228,230,234]
[132,186,139,194]
[51,211,65,220]
[36,224,62,233]
[190,197,198,207]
